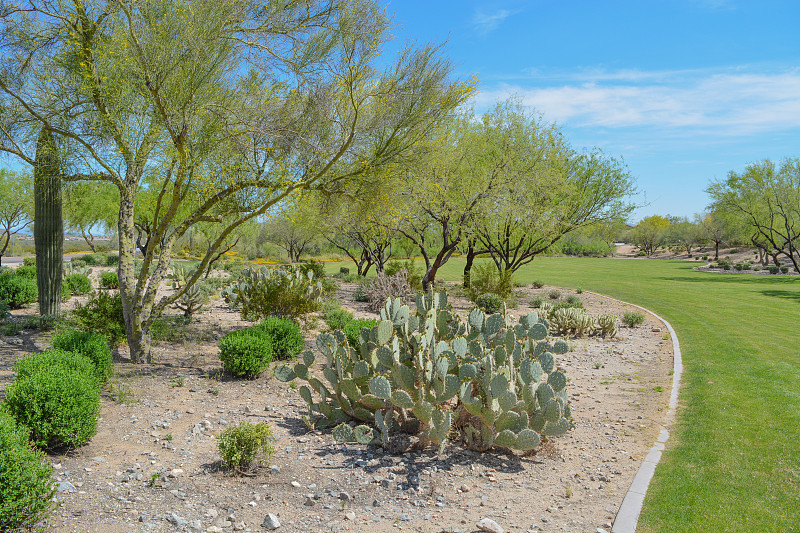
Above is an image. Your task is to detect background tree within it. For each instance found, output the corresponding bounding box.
[264,194,321,263]
[707,158,799,271]
[667,216,702,257]
[0,0,471,362]
[0,168,33,265]
[631,215,670,256]
[63,181,119,252]
[589,217,628,256]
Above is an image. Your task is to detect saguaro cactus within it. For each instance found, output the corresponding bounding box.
[34,127,63,316]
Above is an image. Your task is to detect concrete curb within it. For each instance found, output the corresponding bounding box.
[583,293,683,533]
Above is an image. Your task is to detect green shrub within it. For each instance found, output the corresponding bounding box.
[532,279,544,289]
[0,272,37,309]
[339,266,350,275]
[105,254,119,266]
[324,307,354,331]
[753,265,761,271]
[384,260,422,290]
[0,411,56,531]
[576,287,583,294]
[70,258,88,269]
[622,311,645,328]
[768,266,780,274]
[723,264,731,270]
[221,266,323,320]
[467,263,513,300]
[343,273,361,283]
[475,293,504,314]
[564,295,583,307]
[71,291,126,345]
[547,289,561,300]
[219,328,273,378]
[63,273,92,296]
[22,257,36,267]
[4,365,100,448]
[354,278,370,302]
[12,348,98,386]
[253,317,304,360]
[217,421,275,473]
[530,296,546,308]
[343,318,378,347]
[780,266,789,274]
[14,265,36,279]
[298,260,325,280]
[78,253,106,266]
[100,271,119,289]
[50,329,113,383]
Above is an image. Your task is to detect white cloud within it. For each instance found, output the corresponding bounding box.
[472,9,512,34]
[474,67,800,135]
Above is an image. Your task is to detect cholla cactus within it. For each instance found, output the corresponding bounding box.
[173,284,208,318]
[275,289,573,454]
[550,307,594,337]
[595,314,618,338]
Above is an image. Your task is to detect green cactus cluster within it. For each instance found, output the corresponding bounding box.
[63,262,91,279]
[550,307,594,337]
[173,284,208,318]
[595,314,618,338]
[275,289,573,453]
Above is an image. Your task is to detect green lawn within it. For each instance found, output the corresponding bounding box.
[327,256,800,531]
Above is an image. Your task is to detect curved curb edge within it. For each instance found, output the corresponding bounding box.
[584,293,683,533]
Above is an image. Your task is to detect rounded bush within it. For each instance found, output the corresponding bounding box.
[100,271,119,289]
[343,318,378,347]
[475,293,504,315]
[50,329,113,383]
[63,273,92,296]
[4,365,100,448]
[13,349,99,387]
[105,254,119,266]
[217,421,275,472]
[219,329,273,378]
[0,273,37,309]
[254,317,304,360]
[0,411,56,530]
[71,291,126,345]
[14,265,37,279]
[324,308,354,331]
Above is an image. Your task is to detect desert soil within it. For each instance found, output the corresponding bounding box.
[0,271,673,533]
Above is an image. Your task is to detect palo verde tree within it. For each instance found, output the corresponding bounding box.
[0,0,472,362]
[263,193,321,263]
[707,158,800,272]
[63,180,119,251]
[469,100,634,275]
[0,168,33,266]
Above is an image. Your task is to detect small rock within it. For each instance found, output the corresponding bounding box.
[304,496,315,507]
[167,513,188,528]
[459,484,470,493]
[56,481,77,493]
[344,511,356,521]
[476,517,504,533]
[206,527,222,533]
[290,481,301,488]
[169,468,184,478]
[262,513,281,530]
[338,491,352,501]
[188,520,202,531]
[92,456,107,463]
[233,521,246,531]
[270,465,281,474]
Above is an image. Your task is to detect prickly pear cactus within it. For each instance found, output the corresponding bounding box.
[276,289,573,454]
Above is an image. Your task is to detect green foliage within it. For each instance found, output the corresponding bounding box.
[475,293,504,314]
[547,289,561,300]
[384,260,422,290]
[275,290,573,453]
[217,422,275,473]
[218,328,273,378]
[532,280,544,289]
[12,348,98,386]
[100,271,119,289]
[78,253,107,266]
[342,318,378,347]
[564,295,583,307]
[221,266,323,320]
[0,272,37,309]
[530,296,546,308]
[768,266,780,274]
[105,254,119,266]
[4,364,100,448]
[323,307,354,331]
[22,257,36,267]
[354,279,371,302]
[339,267,350,275]
[62,273,92,297]
[467,263,513,300]
[50,329,113,383]
[780,266,789,274]
[253,317,304,360]
[71,291,126,345]
[0,411,56,531]
[621,311,645,328]
[14,265,36,279]
[298,260,325,280]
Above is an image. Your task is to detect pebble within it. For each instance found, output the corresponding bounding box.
[167,513,188,528]
[344,511,356,520]
[270,465,281,474]
[56,481,77,493]
[262,513,281,530]
[206,527,222,533]
[476,517,504,533]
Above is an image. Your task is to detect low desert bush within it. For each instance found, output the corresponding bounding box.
[71,291,126,345]
[217,421,275,473]
[532,279,544,289]
[530,296,546,308]
[564,295,583,307]
[354,278,370,302]
[22,257,36,267]
[622,311,645,328]
[0,411,56,531]
[0,272,37,309]
[14,265,36,279]
[78,253,106,266]
[221,266,322,320]
[467,263,513,301]
[384,260,422,290]
[218,328,273,378]
[547,289,561,300]
[323,307,354,331]
[343,318,378,348]
[365,269,412,312]
[100,271,119,289]
[298,260,325,281]
[50,329,113,383]
[475,293,504,314]
[768,266,780,275]
[253,317,304,360]
[62,273,92,297]
[4,365,100,448]
[12,349,99,387]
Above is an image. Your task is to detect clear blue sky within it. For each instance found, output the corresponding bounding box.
[382,0,800,222]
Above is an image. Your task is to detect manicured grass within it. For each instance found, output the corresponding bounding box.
[327,256,800,531]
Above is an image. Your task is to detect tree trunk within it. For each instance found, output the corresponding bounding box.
[463,242,476,288]
[33,127,63,317]
[714,242,719,260]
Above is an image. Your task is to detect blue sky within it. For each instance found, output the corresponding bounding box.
[382,0,800,222]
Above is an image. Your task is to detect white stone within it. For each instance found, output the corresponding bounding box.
[476,517,504,533]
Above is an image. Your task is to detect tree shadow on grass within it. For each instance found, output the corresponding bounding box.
[759,289,800,303]
[658,275,799,286]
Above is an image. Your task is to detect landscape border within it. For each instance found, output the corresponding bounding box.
[581,293,684,533]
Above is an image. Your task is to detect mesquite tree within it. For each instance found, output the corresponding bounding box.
[33,127,63,317]
[1,0,471,362]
